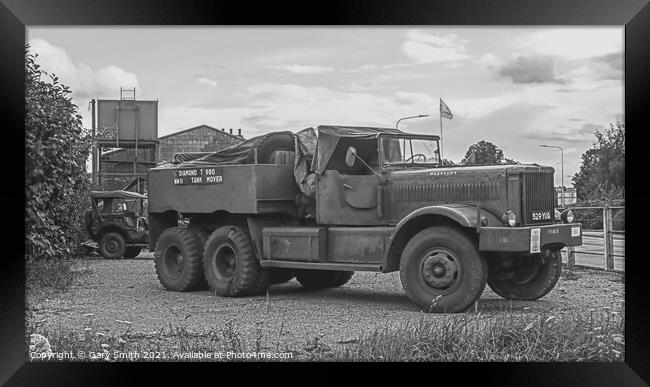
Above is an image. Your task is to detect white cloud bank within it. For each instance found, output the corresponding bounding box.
[402,30,470,63]
[270,64,335,74]
[517,28,622,60]
[196,77,218,88]
[28,38,140,99]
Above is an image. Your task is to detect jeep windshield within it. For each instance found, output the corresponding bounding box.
[380,136,441,167]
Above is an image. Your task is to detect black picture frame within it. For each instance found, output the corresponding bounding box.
[4,0,648,385]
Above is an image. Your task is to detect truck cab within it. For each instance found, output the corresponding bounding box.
[147,125,582,312]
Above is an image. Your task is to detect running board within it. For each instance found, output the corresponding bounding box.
[259,260,383,272]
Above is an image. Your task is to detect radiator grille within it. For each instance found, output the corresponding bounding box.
[521,172,555,225]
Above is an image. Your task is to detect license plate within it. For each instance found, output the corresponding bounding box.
[571,226,581,237]
[531,211,552,221]
[530,228,541,253]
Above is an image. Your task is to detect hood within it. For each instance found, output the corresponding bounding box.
[385,163,554,177]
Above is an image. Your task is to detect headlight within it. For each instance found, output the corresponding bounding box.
[501,211,517,227]
[554,209,561,221]
[561,209,574,223]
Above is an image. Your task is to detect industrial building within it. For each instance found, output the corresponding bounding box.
[98,124,245,191]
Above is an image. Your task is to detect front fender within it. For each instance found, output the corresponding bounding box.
[383,204,501,272]
[392,204,501,233]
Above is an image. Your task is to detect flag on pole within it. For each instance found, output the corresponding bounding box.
[440,98,453,119]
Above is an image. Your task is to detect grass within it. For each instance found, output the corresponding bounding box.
[26,304,624,362]
[320,308,624,361]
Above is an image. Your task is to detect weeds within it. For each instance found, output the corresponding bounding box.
[322,307,625,361]
[26,304,624,362]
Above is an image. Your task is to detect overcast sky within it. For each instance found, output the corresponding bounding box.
[27,27,623,186]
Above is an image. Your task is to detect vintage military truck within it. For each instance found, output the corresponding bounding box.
[147,125,582,312]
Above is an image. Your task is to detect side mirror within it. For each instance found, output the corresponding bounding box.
[345,146,357,167]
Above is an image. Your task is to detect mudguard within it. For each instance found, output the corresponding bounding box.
[383,204,501,272]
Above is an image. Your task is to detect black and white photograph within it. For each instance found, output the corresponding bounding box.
[7,0,645,378]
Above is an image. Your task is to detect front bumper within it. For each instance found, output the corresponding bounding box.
[478,223,582,252]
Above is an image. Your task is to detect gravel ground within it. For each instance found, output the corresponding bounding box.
[26,256,624,349]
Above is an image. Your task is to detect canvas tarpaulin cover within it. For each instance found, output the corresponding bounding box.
[161,125,404,187]
[90,190,147,200]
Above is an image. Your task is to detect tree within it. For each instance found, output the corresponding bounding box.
[572,121,624,201]
[460,140,518,165]
[25,47,95,261]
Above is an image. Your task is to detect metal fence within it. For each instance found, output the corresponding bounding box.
[560,206,625,271]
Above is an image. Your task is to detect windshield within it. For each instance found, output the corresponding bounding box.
[381,136,441,166]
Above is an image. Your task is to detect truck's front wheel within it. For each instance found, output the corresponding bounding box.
[154,227,205,291]
[400,226,487,313]
[487,251,562,301]
[203,226,269,296]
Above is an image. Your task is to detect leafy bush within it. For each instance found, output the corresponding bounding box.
[25,47,95,261]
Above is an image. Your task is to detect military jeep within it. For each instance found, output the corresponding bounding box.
[147,126,582,312]
[84,190,149,259]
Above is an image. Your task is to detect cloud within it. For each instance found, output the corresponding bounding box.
[402,30,469,63]
[270,64,335,74]
[394,91,436,107]
[28,38,140,99]
[196,77,218,88]
[497,55,563,84]
[517,28,622,60]
[577,123,604,136]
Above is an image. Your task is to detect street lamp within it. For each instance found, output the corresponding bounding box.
[540,145,565,208]
[396,114,429,130]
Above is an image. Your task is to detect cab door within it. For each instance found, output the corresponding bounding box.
[316,170,384,225]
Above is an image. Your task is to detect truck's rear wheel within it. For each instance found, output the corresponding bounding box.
[487,251,562,300]
[187,225,210,289]
[154,227,205,291]
[99,232,126,259]
[123,246,142,259]
[203,226,269,296]
[399,226,487,313]
[295,270,354,290]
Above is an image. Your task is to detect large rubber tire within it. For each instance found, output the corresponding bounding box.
[187,225,210,290]
[203,226,269,297]
[123,247,142,259]
[99,232,127,259]
[251,133,294,164]
[487,251,562,301]
[295,270,354,290]
[268,268,295,285]
[154,227,206,291]
[399,226,487,313]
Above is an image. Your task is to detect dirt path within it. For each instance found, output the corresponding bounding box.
[27,257,624,348]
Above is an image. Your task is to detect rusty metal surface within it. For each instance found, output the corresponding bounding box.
[263,227,328,262]
[327,227,392,264]
[148,164,296,215]
[316,171,384,225]
[384,166,507,224]
[479,223,583,252]
[97,99,158,142]
[259,260,382,272]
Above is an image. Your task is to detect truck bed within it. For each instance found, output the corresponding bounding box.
[148,164,297,214]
